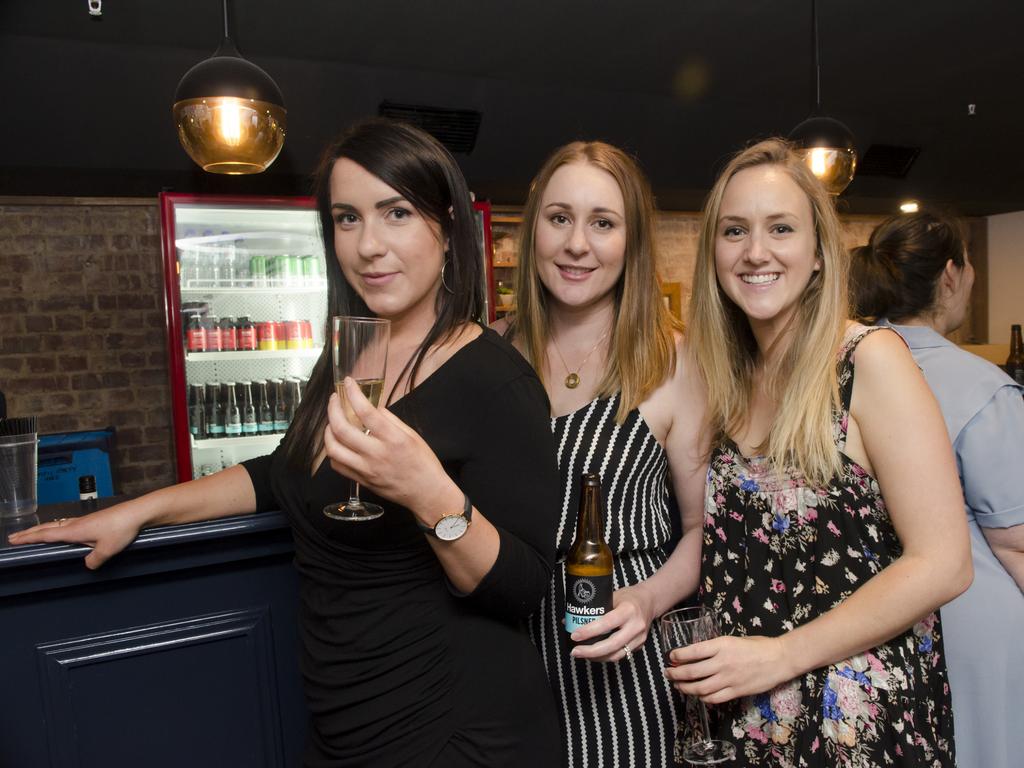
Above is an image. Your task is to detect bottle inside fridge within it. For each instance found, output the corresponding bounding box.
[163,195,328,481]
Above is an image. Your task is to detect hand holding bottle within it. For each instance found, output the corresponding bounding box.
[568,582,658,662]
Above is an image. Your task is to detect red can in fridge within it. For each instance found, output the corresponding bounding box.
[300,320,314,349]
[257,321,278,351]
[275,321,288,350]
[285,320,303,350]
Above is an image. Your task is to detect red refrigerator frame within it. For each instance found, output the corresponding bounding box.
[159,192,317,483]
[160,194,495,483]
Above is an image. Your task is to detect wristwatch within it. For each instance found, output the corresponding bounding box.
[418,493,472,541]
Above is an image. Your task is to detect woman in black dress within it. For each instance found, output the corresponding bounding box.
[9,119,562,767]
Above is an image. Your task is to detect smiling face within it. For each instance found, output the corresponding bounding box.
[329,157,443,329]
[533,161,627,313]
[714,164,821,348]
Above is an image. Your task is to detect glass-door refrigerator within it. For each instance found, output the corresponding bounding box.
[159,193,328,483]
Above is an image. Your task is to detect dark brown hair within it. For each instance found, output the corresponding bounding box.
[850,211,966,323]
[283,118,483,472]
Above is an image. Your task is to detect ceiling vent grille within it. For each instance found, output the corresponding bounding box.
[858,144,921,178]
[378,101,482,154]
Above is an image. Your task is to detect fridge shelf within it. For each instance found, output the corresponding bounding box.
[181,282,327,295]
[186,348,323,363]
[191,434,284,451]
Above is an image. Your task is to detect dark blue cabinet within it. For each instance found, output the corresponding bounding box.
[0,507,307,768]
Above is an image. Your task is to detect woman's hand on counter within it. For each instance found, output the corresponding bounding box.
[7,465,260,569]
[7,502,148,569]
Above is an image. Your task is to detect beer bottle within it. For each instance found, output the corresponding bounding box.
[220,316,238,351]
[1005,324,1024,386]
[205,382,225,438]
[187,383,207,440]
[185,312,206,353]
[223,381,242,436]
[564,472,614,646]
[240,381,258,436]
[256,381,275,435]
[273,379,290,433]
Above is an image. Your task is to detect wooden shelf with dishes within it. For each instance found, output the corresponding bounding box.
[490,207,522,318]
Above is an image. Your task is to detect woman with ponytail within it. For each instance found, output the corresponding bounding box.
[852,211,1024,768]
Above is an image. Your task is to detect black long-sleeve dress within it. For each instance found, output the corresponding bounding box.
[243,328,562,768]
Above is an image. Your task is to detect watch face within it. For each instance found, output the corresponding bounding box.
[434,514,469,541]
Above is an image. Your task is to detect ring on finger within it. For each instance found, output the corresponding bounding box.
[622,643,633,659]
[55,518,68,526]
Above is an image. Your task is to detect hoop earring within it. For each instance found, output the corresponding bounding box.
[440,259,455,295]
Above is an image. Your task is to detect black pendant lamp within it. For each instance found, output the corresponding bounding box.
[787,0,856,195]
[173,0,286,174]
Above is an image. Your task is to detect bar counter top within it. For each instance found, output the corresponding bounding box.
[0,497,290,575]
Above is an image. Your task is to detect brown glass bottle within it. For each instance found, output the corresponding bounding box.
[1006,324,1024,386]
[564,472,614,646]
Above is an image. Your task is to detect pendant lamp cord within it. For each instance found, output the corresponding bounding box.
[222,0,230,40]
[812,0,821,111]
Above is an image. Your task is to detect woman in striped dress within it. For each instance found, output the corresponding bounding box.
[493,141,706,767]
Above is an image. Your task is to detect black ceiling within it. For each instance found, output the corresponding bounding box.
[2,0,1022,216]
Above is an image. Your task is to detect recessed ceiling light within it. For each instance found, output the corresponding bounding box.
[899,201,920,213]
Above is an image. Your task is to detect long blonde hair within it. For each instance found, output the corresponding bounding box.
[688,138,849,484]
[510,141,678,423]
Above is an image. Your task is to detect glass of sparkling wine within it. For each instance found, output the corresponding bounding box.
[660,606,737,765]
[323,315,390,521]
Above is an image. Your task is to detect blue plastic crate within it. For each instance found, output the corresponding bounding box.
[37,428,115,505]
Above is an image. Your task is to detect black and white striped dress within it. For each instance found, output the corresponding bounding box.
[528,393,681,768]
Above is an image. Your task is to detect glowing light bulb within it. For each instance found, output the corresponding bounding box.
[900,201,920,213]
[217,98,243,146]
[810,147,828,178]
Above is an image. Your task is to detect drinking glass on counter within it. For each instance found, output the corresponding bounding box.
[323,316,390,521]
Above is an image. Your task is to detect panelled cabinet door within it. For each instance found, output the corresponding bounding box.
[36,608,288,768]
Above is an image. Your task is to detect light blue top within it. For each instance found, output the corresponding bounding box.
[881,319,1024,768]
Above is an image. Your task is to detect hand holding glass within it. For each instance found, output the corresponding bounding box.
[660,606,736,764]
[323,316,390,521]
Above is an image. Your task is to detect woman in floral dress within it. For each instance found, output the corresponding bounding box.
[665,139,973,767]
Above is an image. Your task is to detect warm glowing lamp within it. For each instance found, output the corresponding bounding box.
[173,1,286,174]
[787,0,857,196]
[789,116,857,196]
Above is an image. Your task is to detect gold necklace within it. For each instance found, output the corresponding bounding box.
[550,329,610,389]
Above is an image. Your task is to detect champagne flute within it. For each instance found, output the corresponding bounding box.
[661,606,737,765]
[323,316,390,521]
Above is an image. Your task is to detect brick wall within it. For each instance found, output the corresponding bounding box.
[0,198,175,495]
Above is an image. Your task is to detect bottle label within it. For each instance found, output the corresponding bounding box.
[239,327,257,350]
[187,328,206,352]
[242,422,258,435]
[257,422,274,434]
[274,420,289,431]
[564,573,614,635]
[208,424,225,436]
[225,423,242,436]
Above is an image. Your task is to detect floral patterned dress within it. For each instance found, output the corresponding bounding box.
[698,327,956,767]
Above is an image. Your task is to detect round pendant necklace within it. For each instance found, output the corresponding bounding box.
[551,329,610,389]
